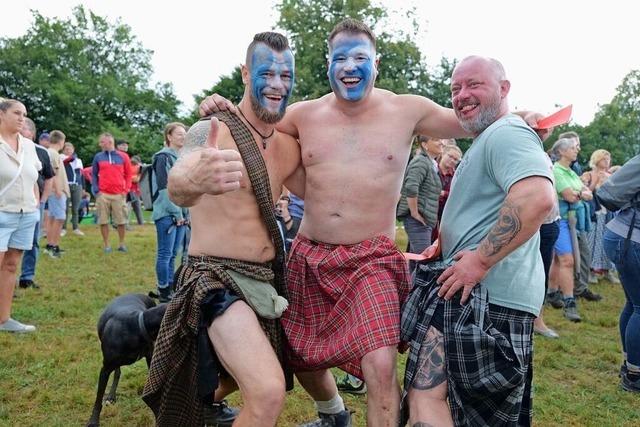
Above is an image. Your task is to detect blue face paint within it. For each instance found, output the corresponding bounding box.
[328,35,376,102]
[250,45,295,117]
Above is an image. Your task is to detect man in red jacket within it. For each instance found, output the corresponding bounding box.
[91,133,132,253]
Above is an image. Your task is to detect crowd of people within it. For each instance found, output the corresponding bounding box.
[1,17,638,427]
[0,97,191,331]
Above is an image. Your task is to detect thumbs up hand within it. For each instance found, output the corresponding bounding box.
[186,118,244,195]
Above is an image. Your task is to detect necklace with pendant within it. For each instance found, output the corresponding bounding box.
[237,107,274,149]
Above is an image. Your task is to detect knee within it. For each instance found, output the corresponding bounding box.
[558,255,574,269]
[362,348,397,387]
[1,259,19,274]
[244,377,285,419]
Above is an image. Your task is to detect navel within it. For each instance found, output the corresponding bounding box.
[387,154,393,160]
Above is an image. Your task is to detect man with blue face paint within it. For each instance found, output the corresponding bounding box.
[198,19,550,427]
[327,34,376,102]
[144,32,304,427]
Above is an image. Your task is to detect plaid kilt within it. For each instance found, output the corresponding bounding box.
[282,234,411,378]
[142,256,290,426]
[400,262,535,427]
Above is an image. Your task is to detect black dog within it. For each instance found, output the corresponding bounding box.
[86,293,167,427]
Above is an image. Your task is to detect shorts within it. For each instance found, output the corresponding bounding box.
[47,194,67,220]
[554,219,573,255]
[0,210,40,251]
[96,193,127,225]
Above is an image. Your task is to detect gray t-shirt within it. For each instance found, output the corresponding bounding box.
[440,114,552,316]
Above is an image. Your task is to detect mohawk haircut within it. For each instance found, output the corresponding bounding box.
[246,32,291,67]
[328,18,376,49]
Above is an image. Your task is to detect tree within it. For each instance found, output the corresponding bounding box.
[543,70,640,167]
[0,6,182,162]
[276,0,435,101]
[580,70,640,165]
[187,66,244,124]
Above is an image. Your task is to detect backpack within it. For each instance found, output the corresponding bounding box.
[139,153,174,211]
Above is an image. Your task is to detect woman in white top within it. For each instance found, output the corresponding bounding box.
[0,99,41,333]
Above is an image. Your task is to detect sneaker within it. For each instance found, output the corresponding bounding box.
[60,229,66,237]
[117,245,128,253]
[563,298,582,322]
[72,229,85,236]
[576,288,603,302]
[336,374,367,395]
[103,246,113,254]
[299,409,352,427]
[48,247,62,259]
[620,362,628,378]
[18,280,40,290]
[621,371,640,393]
[546,290,564,309]
[43,244,54,255]
[588,272,598,284]
[0,318,36,333]
[534,327,560,339]
[203,400,239,427]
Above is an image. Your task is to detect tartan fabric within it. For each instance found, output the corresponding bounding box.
[400,262,535,427]
[142,256,290,426]
[282,234,411,378]
[199,111,287,301]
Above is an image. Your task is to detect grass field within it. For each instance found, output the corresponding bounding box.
[1,223,638,426]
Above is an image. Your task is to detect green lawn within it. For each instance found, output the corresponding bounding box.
[1,224,638,426]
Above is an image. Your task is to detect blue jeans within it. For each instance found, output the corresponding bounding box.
[603,229,640,369]
[155,216,186,289]
[402,215,433,274]
[20,203,44,282]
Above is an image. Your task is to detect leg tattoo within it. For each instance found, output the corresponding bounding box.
[412,326,446,390]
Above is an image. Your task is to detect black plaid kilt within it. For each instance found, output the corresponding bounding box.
[400,261,535,426]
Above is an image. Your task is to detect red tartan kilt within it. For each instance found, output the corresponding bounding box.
[282,234,411,378]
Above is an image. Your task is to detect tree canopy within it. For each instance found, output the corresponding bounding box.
[0,6,182,162]
[545,69,640,167]
[194,0,455,122]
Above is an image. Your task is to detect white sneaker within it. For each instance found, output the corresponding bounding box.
[72,229,85,236]
[0,318,36,333]
[60,229,66,237]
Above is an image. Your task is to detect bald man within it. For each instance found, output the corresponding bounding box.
[402,56,554,426]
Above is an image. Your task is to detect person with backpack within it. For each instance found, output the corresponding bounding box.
[598,154,640,393]
[152,122,189,302]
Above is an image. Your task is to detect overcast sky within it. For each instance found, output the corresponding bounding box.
[4,1,639,125]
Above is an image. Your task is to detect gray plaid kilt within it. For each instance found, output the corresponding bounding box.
[400,261,534,426]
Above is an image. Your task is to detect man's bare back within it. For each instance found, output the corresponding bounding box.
[172,119,301,262]
[280,88,466,245]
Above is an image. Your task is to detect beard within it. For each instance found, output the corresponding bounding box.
[457,92,503,135]
[250,93,286,124]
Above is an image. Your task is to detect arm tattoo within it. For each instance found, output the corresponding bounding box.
[412,326,447,390]
[479,200,522,258]
[179,120,209,158]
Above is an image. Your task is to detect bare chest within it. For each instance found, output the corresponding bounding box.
[298,115,413,172]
